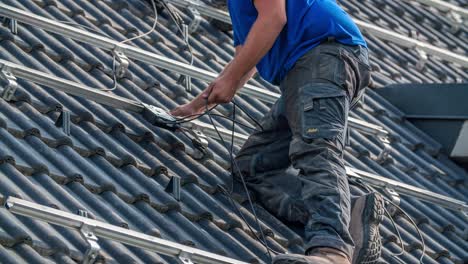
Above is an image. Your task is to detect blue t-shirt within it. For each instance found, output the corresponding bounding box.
[228,0,367,85]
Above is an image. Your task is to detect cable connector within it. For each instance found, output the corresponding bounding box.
[142,103,180,131]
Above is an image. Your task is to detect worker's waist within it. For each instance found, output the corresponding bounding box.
[318,37,368,58]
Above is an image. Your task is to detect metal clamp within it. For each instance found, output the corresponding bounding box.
[383,187,401,206]
[448,11,463,34]
[375,137,392,164]
[112,48,129,79]
[178,251,194,264]
[415,48,428,71]
[0,65,18,101]
[187,0,202,34]
[78,210,100,264]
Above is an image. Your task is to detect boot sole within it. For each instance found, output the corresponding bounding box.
[354,193,384,264]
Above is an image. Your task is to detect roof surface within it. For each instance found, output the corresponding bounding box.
[0,0,467,263]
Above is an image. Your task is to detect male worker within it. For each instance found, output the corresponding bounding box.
[171,0,384,263]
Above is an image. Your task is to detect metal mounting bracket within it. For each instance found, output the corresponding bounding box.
[187,0,202,34]
[178,24,192,92]
[448,11,463,34]
[178,252,194,264]
[180,125,209,159]
[416,48,428,70]
[55,110,71,136]
[383,187,401,206]
[165,175,181,201]
[112,48,129,79]
[375,137,392,164]
[0,65,18,101]
[190,129,208,149]
[1,17,17,34]
[78,210,100,264]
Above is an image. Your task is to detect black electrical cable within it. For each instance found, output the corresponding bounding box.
[210,113,260,131]
[231,99,264,131]
[204,98,284,260]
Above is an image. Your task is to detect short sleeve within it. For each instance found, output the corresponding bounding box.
[233,28,241,46]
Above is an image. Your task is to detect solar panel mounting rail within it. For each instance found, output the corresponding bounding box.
[0,2,389,139]
[403,0,468,18]
[1,58,466,217]
[4,197,249,264]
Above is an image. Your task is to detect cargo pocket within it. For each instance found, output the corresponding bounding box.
[300,84,349,142]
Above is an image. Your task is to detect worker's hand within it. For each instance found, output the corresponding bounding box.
[202,74,240,104]
[170,102,203,118]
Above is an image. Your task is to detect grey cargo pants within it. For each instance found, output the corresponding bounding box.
[234,41,371,258]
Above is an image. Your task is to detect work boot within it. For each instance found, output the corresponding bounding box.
[350,192,384,264]
[273,247,351,264]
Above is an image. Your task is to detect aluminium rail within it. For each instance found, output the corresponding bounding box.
[0,3,388,138]
[402,0,468,18]
[4,197,248,264]
[0,59,246,145]
[1,59,466,216]
[165,0,468,67]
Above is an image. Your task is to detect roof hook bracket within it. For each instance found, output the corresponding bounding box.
[165,175,181,201]
[0,65,18,101]
[55,110,71,136]
[112,47,129,79]
[187,0,202,34]
[448,11,463,34]
[383,187,400,206]
[78,210,100,264]
[415,48,428,71]
[375,136,392,164]
[181,123,209,149]
[1,17,17,35]
[178,24,192,92]
[178,251,194,264]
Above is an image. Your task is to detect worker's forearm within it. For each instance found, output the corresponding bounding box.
[225,15,285,82]
[189,58,256,111]
[239,67,257,87]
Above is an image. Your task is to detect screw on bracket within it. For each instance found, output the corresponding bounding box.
[0,65,18,102]
[78,210,100,264]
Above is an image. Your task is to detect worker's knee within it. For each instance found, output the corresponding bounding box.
[289,137,345,169]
